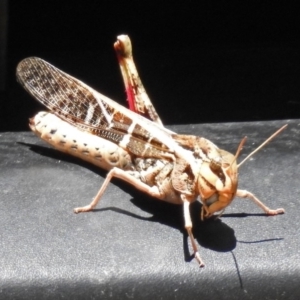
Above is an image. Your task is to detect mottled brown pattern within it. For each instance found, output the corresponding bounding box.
[98,129,124,144]
[17,57,172,158]
[17,57,104,128]
[209,159,226,186]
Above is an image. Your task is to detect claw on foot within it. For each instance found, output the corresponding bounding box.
[73,205,93,214]
[195,252,205,268]
[267,208,285,215]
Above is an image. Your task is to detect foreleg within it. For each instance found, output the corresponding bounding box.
[236,189,285,215]
[182,196,205,267]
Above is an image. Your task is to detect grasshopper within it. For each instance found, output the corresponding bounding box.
[16,35,285,267]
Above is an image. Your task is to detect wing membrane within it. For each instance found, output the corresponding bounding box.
[17,57,175,155]
[17,57,113,129]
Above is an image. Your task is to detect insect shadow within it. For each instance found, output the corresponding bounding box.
[130,195,237,261]
[21,142,237,259]
[18,142,109,177]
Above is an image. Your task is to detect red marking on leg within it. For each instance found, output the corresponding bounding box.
[126,85,137,112]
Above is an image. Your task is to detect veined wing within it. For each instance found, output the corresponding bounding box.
[17,57,176,158]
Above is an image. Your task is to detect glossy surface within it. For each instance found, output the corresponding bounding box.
[0,119,298,299]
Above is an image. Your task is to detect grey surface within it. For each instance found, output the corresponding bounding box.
[0,119,299,299]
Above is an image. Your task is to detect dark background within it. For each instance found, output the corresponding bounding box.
[1,1,300,131]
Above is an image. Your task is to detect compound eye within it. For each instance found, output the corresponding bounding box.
[209,157,226,187]
[209,157,221,171]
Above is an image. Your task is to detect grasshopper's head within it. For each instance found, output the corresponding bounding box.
[197,125,287,220]
[198,148,239,220]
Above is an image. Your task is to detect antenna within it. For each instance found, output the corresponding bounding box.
[238,124,287,168]
[230,136,247,167]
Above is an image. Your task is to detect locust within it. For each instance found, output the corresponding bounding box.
[16,35,286,267]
